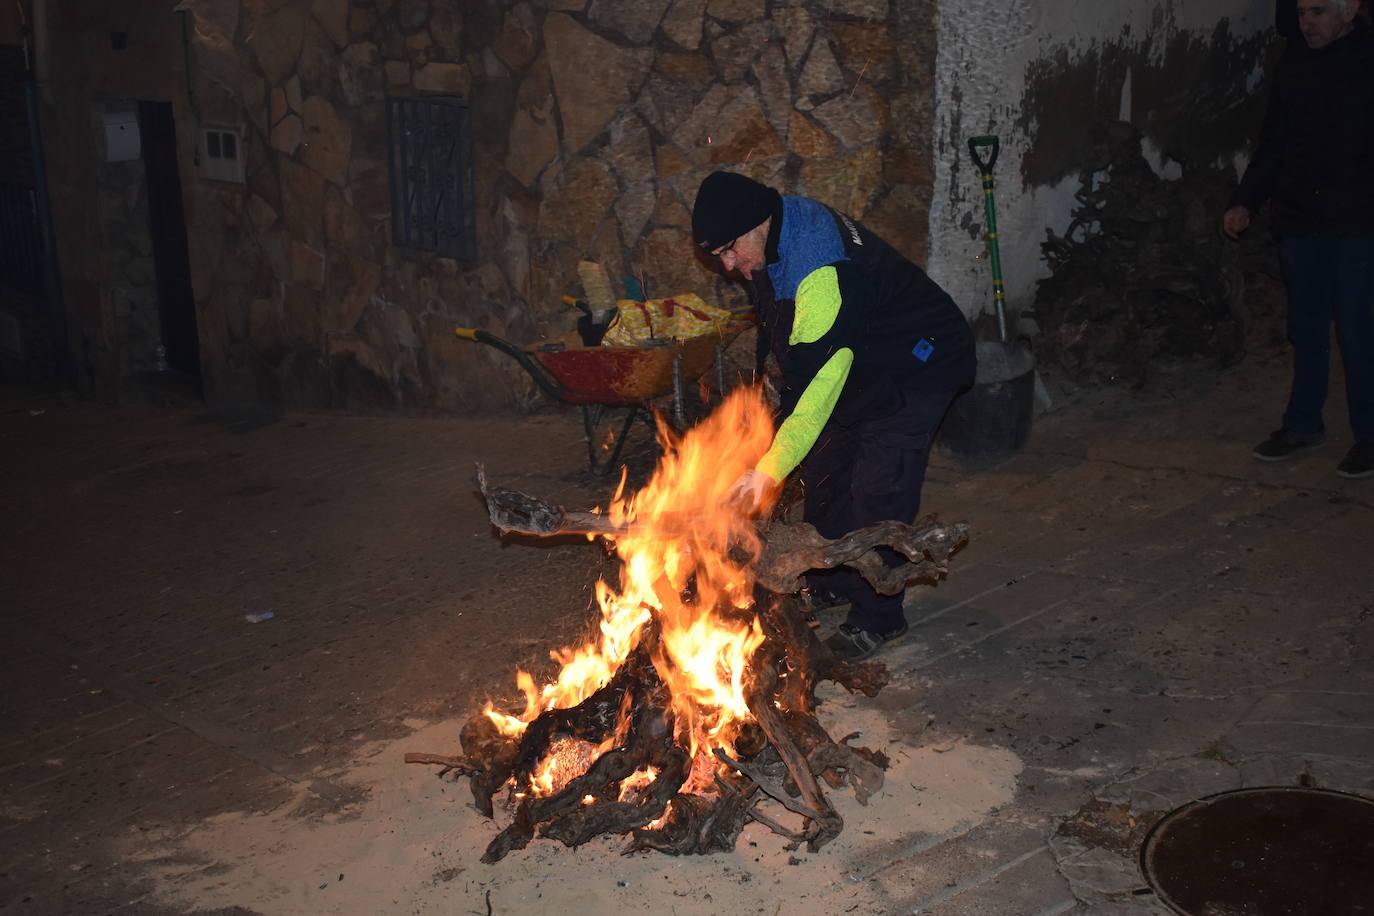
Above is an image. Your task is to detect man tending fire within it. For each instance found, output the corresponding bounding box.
[692,171,976,661]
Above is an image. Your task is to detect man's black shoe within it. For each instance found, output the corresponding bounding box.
[1252,428,1325,462]
[824,621,908,662]
[803,587,850,610]
[800,587,850,628]
[1337,442,1374,479]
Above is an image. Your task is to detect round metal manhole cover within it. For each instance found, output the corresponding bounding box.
[1140,787,1374,915]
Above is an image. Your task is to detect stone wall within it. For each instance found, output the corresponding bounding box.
[40,0,939,413]
[40,3,189,401]
[927,0,1279,327]
[93,106,161,380]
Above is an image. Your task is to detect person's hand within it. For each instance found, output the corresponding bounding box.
[1222,205,1251,239]
[730,468,776,513]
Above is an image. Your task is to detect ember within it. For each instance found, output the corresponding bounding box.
[407,388,968,862]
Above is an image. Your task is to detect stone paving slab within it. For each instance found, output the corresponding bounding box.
[863,818,1052,899]
[910,843,1076,915]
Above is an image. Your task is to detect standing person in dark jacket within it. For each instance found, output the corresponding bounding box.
[692,171,975,660]
[1223,0,1374,479]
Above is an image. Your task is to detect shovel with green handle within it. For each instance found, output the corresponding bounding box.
[968,134,1009,343]
[937,134,1037,461]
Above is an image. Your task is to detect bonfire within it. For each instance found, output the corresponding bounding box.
[407,388,967,862]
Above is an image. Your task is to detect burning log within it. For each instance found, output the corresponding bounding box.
[408,583,938,862]
[415,592,893,862]
[409,391,969,862]
[476,466,967,595]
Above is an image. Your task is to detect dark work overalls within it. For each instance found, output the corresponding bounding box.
[754,201,976,635]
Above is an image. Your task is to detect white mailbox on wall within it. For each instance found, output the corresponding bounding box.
[103,110,141,162]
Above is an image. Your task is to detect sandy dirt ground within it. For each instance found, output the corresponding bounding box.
[131,690,1020,916]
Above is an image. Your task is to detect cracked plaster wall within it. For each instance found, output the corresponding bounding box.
[928,0,1276,325]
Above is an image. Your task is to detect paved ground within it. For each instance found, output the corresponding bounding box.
[1,341,1371,915]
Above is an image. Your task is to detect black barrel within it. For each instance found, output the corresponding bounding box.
[938,340,1036,461]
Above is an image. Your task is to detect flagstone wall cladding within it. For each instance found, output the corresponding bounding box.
[94,115,161,382]
[43,0,939,412]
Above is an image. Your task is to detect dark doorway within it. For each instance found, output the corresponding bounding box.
[138,100,199,378]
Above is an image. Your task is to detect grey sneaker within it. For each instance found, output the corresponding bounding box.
[824,621,909,662]
[1337,442,1374,479]
[1253,428,1325,462]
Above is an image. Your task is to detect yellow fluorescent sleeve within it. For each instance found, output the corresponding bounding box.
[791,266,842,345]
[756,347,854,482]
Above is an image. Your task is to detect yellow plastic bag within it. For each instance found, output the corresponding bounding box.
[601,293,732,347]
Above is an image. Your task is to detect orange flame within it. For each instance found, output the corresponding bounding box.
[617,765,660,802]
[484,387,776,790]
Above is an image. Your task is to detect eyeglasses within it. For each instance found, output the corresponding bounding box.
[712,238,738,258]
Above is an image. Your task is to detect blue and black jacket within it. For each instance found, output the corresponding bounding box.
[752,196,974,482]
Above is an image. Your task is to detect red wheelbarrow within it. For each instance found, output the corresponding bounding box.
[456,322,750,474]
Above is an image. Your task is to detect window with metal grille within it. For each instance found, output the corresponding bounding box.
[385,96,477,260]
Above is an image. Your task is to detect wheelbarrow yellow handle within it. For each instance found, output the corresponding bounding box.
[454,327,564,402]
[562,295,594,316]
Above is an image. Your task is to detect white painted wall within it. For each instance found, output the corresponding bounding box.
[928,0,1273,323]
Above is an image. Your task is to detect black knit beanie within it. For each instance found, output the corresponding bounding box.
[692,171,781,251]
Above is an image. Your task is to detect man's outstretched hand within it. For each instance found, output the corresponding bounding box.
[730,468,776,513]
[1222,205,1251,239]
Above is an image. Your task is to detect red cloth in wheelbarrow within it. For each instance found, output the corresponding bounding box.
[531,327,743,406]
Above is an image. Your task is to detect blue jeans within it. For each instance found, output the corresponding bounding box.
[1278,237,1374,443]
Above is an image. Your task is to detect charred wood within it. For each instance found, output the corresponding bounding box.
[456,715,519,818]
[480,800,535,864]
[753,517,964,596]
[510,633,663,789]
[402,752,474,771]
[743,654,843,851]
[626,783,757,855]
[476,471,967,600]
[760,593,889,699]
[539,746,690,848]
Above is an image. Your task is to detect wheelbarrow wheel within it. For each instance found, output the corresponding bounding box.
[581,388,713,477]
[581,403,659,476]
[581,347,729,475]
